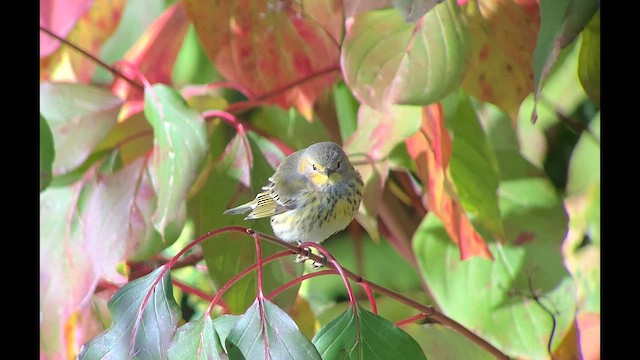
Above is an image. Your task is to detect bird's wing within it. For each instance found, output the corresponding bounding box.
[244,182,296,219]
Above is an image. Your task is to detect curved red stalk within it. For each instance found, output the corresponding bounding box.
[358,282,377,315]
[395,313,429,328]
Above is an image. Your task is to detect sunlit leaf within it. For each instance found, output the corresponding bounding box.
[40,82,123,175]
[341,0,470,111]
[343,0,391,19]
[144,84,208,235]
[40,0,94,57]
[41,0,126,83]
[78,266,180,359]
[112,1,191,119]
[344,105,421,241]
[184,0,343,119]
[81,157,176,280]
[578,10,600,108]
[312,304,426,359]
[460,0,540,120]
[41,183,97,358]
[392,0,442,22]
[413,176,575,358]
[531,0,599,122]
[40,114,55,191]
[406,103,492,259]
[168,316,225,360]
[226,298,321,359]
[403,323,494,359]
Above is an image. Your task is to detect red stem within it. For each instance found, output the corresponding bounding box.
[250,230,271,359]
[172,279,214,302]
[202,110,254,166]
[39,26,144,92]
[203,250,293,318]
[300,242,356,306]
[395,313,429,328]
[359,282,378,315]
[182,81,253,99]
[266,270,336,300]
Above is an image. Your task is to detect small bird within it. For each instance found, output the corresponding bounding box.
[224,142,363,264]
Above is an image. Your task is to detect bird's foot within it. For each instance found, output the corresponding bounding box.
[294,246,327,269]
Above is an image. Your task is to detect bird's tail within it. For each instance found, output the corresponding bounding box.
[223,201,255,215]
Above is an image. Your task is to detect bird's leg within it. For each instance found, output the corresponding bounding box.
[294,243,310,263]
[294,243,327,269]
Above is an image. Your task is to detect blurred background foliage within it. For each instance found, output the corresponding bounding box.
[40,0,600,359]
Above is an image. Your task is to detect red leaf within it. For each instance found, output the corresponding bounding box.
[405,103,493,259]
[40,0,94,57]
[112,2,190,117]
[184,0,343,119]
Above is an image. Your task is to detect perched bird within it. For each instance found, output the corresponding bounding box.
[224,142,363,263]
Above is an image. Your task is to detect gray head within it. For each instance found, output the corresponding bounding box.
[299,142,357,186]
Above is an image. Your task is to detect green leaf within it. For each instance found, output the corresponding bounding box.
[446,92,505,240]
[144,84,208,235]
[567,114,600,196]
[188,134,301,314]
[403,323,494,360]
[213,314,242,353]
[578,10,600,108]
[341,0,470,111]
[168,316,225,360]
[39,82,122,175]
[531,0,599,122]
[251,106,329,150]
[40,114,55,191]
[392,0,441,22]
[333,82,359,141]
[79,265,180,359]
[413,176,575,358]
[313,304,427,359]
[226,298,321,360]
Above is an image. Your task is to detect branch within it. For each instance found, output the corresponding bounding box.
[252,230,510,360]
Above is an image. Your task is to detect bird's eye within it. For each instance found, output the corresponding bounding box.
[337,161,341,169]
[312,164,317,171]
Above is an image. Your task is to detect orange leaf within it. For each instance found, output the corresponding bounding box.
[406,103,493,259]
[112,2,190,107]
[184,0,342,119]
[577,312,600,360]
[460,0,540,120]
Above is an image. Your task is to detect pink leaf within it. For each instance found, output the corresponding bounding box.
[40,0,94,57]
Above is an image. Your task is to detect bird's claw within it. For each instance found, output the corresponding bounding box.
[294,246,327,269]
